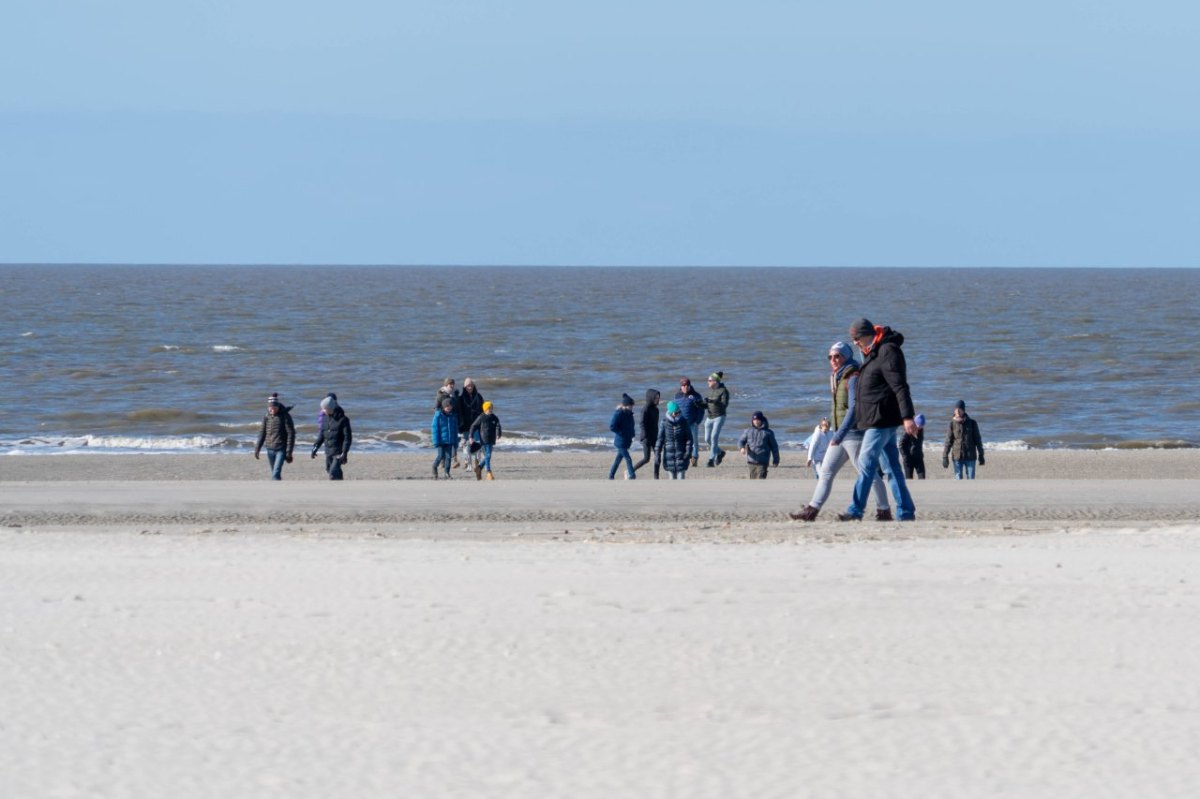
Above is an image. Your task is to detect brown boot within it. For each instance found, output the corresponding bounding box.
[875,509,894,521]
[789,505,820,522]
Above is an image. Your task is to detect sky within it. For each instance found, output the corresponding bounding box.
[2,1,1197,267]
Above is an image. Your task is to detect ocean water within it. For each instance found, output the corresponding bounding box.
[2,265,1197,455]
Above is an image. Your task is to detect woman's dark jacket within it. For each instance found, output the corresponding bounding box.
[655,414,693,472]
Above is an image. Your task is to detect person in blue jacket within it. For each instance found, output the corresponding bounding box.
[674,377,706,467]
[608,393,637,480]
[431,398,459,479]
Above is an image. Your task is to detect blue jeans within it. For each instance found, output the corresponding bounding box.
[703,415,726,461]
[434,445,453,475]
[688,422,702,460]
[847,427,915,520]
[481,443,494,473]
[266,448,286,480]
[609,445,635,479]
[953,460,977,479]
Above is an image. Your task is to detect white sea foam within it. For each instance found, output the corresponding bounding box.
[212,345,242,353]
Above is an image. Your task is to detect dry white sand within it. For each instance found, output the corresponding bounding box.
[2,450,1198,796]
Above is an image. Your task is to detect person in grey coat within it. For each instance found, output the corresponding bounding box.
[738,410,780,479]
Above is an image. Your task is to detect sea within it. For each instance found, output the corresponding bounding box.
[2,265,1197,456]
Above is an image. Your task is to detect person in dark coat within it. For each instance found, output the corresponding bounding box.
[311,395,352,480]
[899,413,927,480]
[468,400,502,480]
[632,389,662,478]
[608,393,637,480]
[674,377,706,467]
[840,318,917,521]
[738,410,780,479]
[655,401,694,480]
[942,400,985,479]
[254,393,296,480]
[458,377,486,473]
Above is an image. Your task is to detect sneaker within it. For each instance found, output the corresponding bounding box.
[716,449,726,465]
[875,509,894,521]
[898,514,916,522]
[789,505,820,522]
[836,512,863,522]
[432,465,439,479]
[706,459,715,468]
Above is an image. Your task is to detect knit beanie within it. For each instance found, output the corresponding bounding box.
[915,413,926,427]
[829,341,854,361]
[666,401,679,414]
[849,318,875,339]
[482,401,493,412]
[321,396,338,412]
[955,400,966,411]
[267,393,280,407]
[620,393,634,407]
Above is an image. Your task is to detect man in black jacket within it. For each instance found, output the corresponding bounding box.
[839,318,918,522]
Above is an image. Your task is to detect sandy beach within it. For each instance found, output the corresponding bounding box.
[3,449,1199,796]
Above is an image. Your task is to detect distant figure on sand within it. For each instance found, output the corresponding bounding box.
[738,411,780,479]
[458,377,486,473]
[608,394,637,480]
[899,413,926,479]
[838,318,917,522]
[803,417,832,479]
[674,378,706,467]
[943,400,985,479]
[632,389,662,479]
[789,342,892,522]
[254,393,296,480]
[655,400,693,480]
[703,371,730,467]
[435,378,462,468]
[311,395,352,480]
[431,398,459,479]
[468,400,502,480]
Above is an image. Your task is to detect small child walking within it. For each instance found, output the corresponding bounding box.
[468,400,502,480]
[804,417,832,479]
[738,410,780,479]
[432,398,459,479]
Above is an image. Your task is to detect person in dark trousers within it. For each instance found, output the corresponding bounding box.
[899,413,927,480]
[311,394,352,480]
[254,393,296,480]
[435,378,462,468]
[943,400,985,479]
[703,371,731,467]
[674,377,706,467]
[468,400,502,480]
[608,393,637,480]
[632,389,662,478]
[431,398,459,479]
[655,400,693,480]
[839,318,917,521]
[458,377,486,473]
[738,410,780,479]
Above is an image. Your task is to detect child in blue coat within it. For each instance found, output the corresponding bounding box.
[432,398,459,479]
[608,393,637,480]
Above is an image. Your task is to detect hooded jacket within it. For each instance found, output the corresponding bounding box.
[943,414,984,463]
[313,406,352,458]
[609,406,636,449]
[655,412,693,473]
[738,417,780,466]
[853,327,916,430]
[636,389,661,445]
[256,405,296,456]
[431,408,459,448]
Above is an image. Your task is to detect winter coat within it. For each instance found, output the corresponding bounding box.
[469,412,502,445]
[609,407,635,449]
[705,383,730,419]
[739,422,780,466]
[674,387,705,426]
[431,409,459,448]
[804,426,831,463]
[435,387,461,416]
[312,407,352,458]
[655,413,693,473]
[853,327,916,430]
[900,427,926,464]
[636,390,661,445]
[943,415,985,463]
[458,386,485,432]
[256,406,296,455]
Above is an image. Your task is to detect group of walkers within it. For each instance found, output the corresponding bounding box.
[252,317,986,512]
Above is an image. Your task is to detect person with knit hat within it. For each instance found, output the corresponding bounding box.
[738,410,780,479]
[703,371,731,467]
[311,394,352,480]
[253,393,296,480]
[789,342,893,522]
[674,377,706,467]
[655,400,693,480]
[431,397,459,479]
[434,378,463,468]
[837,318,917,521]
[942,400,985,479]
[468,400,502,480]
[899,412,927,480]
[607,393,638,480]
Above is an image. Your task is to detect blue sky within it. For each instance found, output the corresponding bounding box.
[2,1,1197,266]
